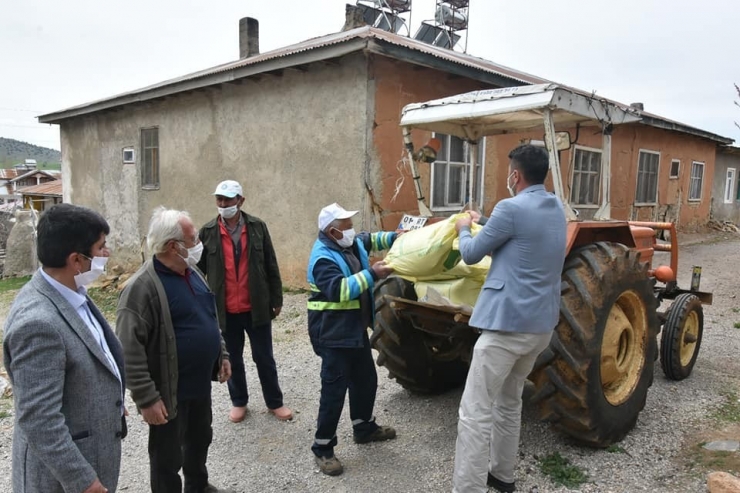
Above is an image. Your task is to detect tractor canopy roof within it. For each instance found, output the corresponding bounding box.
[399,83,642,141]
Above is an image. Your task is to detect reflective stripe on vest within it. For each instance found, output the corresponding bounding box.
[307,300,361,310]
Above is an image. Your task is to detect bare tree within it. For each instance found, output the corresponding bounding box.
[736,83,740,131]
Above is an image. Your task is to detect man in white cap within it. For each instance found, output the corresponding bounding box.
[197,180,292,423]
[306,202,399,476]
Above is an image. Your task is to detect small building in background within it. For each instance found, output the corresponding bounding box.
[711,146,740,225]
[17,180,63,212]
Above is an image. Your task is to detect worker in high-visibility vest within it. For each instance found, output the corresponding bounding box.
[306,202,398,477]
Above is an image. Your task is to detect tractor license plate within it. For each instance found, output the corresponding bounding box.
[397,214,428,231]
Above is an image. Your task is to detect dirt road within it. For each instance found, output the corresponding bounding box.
[0,233,738,492]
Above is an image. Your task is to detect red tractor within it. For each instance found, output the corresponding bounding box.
[371,84,711,447]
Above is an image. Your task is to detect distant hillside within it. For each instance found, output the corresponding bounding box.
[0,137,61,170]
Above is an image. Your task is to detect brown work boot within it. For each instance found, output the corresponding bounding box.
[228,406,247,423]
[268,405,293,421]
[314,455,344,476]
[354,425,397,444]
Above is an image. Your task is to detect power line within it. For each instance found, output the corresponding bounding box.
[0,107,44,113]
[0,123,56,130]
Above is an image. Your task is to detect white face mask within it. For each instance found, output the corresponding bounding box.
[506,172,517,197]
[178,241,203,268]
[336,228,356,248]
[74,255,109,289]
[218,205,239,220]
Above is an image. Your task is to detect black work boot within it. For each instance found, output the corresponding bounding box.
[487,472,516,493]
[353,425,397,444]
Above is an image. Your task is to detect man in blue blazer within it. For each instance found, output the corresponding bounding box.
[451,145,567,493]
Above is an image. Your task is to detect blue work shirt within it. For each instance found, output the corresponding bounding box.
[154,258,221,400]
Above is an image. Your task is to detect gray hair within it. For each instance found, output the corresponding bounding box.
[324,219,343,234]
[146,206,191,255]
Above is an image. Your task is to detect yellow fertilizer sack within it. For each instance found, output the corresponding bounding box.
[414,277,485,308]
[384,213,483,278]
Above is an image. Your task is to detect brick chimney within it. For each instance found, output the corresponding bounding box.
[239,17,259,59]
[342,4,368,31]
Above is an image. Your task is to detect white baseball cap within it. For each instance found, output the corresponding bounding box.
[213,180,243,198]
[318,203,358,231]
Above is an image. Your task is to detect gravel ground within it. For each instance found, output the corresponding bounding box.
[0,232,739,492]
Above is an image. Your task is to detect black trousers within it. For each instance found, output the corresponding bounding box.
[148,397,213,493]
[223,312,284,409]
[311,333,379,458]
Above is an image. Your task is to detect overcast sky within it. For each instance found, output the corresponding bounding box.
[2,0,739,151]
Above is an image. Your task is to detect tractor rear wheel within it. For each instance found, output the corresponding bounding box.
[371,276,468,394]
[660,293,703,381]
[529,242,659,447]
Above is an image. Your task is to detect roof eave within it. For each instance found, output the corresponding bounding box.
[38,37,372,124]
[367,39,528,88]
[638,116,734,145]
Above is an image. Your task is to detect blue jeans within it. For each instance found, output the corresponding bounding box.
[223,312,284,410]
[311,333,379,458]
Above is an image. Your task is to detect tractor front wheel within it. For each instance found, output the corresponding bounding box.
[660,293,703,381]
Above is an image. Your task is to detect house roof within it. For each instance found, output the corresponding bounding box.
[38,26,732,145]
[719,145,740,156]
[17,180,63,197]
[10,169,58,183]
[0,169,21,180]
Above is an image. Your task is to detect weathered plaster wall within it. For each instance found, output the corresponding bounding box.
[712,151,740,225]
[59,54,369,284]
[369,55,493,229]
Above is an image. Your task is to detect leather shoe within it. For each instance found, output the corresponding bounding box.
[228,406,247,423]
[268,405,293,421]
[487,472,515,493]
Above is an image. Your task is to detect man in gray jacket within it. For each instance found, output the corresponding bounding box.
[452,145,567,493]
[3,204,126,493]
[117,206,233,493]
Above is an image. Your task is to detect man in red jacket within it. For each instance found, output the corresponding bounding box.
[198,180,292,423]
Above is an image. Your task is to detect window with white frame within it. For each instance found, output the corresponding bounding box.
[670,159,680,179]
[570,146,602,205]
[431,134,484,210]
[635,150,660,204]
[724,168,736,204]
[689,161,705,201]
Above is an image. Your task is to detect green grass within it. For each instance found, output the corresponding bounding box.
[606,445,627,454]
[711,390,740,423]
[732,308,740,313]
[539,452,589,489]
[87,287,120,323]
[0,276,31,293]
[734,322,740,329]
[0,397,12,420]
